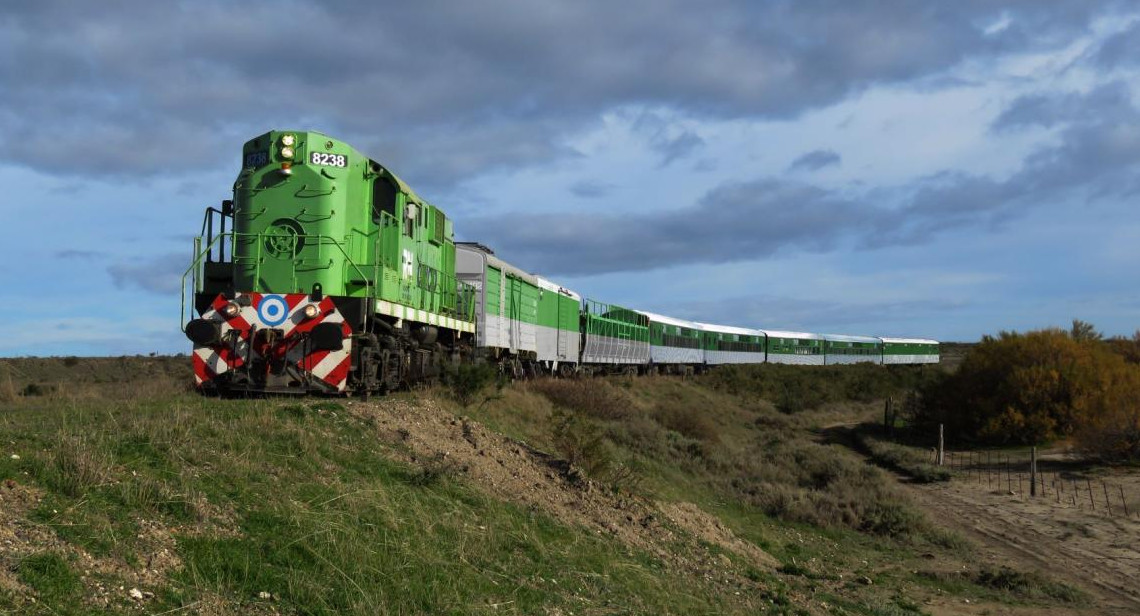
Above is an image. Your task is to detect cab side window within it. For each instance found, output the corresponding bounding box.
[372,178,398,223]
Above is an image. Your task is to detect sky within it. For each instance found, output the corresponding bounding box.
[1,0,1138,356]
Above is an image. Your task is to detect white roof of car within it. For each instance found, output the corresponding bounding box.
[695,321,764,336]
[635,310,701,330]
[759,329,823,340]
[823,333,882,343]
[880,337,939,344]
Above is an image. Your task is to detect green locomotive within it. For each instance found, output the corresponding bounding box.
[183,130,475,394]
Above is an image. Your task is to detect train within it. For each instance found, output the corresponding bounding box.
[181,130,938,395]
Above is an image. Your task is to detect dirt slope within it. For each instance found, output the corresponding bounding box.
[346,397,780,589]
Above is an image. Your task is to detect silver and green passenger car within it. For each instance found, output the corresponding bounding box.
[880,337,939,365]
[638,310,704,365]
[823,334,882,365]
[760,329,824,365]
[698,322,767,365]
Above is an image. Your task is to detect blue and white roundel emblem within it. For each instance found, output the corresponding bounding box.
[257,295,289,326]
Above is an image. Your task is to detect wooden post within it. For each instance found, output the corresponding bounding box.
[1120,486,1130,518]
[1006,457,1012,492]
[937,424,944,467]
[1087,478,1095,510]
[1103,482,1112,516]
[1071,480,1079,507]
[1030,446,1037,497]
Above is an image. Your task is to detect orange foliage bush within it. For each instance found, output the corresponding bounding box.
[915,327,1140,459]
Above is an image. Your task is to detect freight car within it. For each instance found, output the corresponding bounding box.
[182,130,938,396]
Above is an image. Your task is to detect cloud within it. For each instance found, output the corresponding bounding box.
[55,249,105,260]
[788,149,841,172]
[0,1,1118,184]
[1090,19,1140,69]
[466,84,1140,276]
[107,253,186,295]
[990,81,1134,132]
[570,180,615,199]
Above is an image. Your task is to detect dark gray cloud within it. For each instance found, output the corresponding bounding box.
[466,84,1140,276]
[55,249,106,260]
[1091,20,1140,68]
[0,0,1121,186]
[107,253,186,295]
[990,82,1134,131]
[788,149,841,172]
[570,181,615,199]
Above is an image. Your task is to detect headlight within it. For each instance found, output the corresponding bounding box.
[281,134,296,147]
[302,304,320,319]
[220,302,241,318]
[280,146,295,159]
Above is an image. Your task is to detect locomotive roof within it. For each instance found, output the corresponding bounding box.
[535,276,582,301]
[879,337,939,344]
[634,310,702,330]
[759,329,823,340]
[822,333,882,343]
[455,244,540,286]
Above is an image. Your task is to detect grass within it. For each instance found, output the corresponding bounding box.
[0,368,760,614]
[0,357,1086,614]
[847,424,953,484]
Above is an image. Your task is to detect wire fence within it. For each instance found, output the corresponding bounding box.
[931,449,1135,519]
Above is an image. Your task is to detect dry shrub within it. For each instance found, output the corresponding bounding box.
[0,369,15,404]
[50,436,114,497]
[551,409,614,479]
[530,379,635,420]
[653,402,720,444]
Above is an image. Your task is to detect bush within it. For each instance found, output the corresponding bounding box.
[530,379,634,420]
[444,363,501,408]
[702,363,921,413]
[653,402,720,444]
[914,326,1140,450]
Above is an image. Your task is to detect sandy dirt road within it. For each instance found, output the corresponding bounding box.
[903,475,1140,615]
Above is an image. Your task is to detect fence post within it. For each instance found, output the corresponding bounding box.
[1103,482,1112,516]
[1087,478,1095,510]
[1030,446,1037,497]
[1120,486,1130,518]
[1006,457,1011,492]
[937,424,944,467]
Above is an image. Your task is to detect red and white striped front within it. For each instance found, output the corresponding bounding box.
[192,292,353,392]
